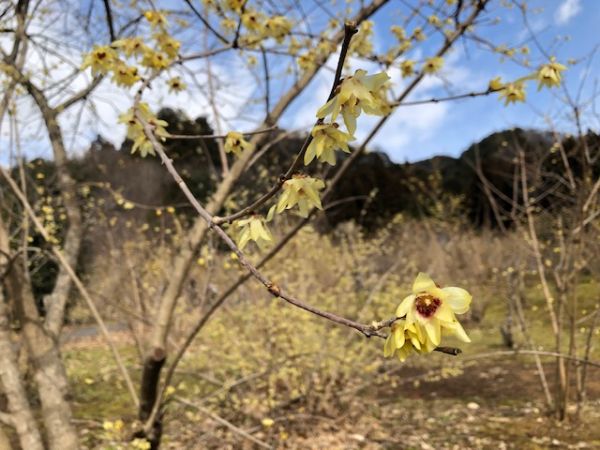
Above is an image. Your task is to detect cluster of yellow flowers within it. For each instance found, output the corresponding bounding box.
[384,273,472,362]
[215,1,292,48]
[316,69,390,135]
[101,418,151,448]
[273,175,325,218]
[349,21,374,58]
[37,196,61,245]
[297,39,337,72]
[230,69,392,250]
[118,103,169,157]
[232,173,325,249]
[490,57,566,106]
[81,10,182,88]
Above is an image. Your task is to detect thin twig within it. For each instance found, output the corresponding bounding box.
[102,0,115,42]
[166,126,278,140]
[174,396,272,449]
[393,87,498,107]
[183,0,230,45]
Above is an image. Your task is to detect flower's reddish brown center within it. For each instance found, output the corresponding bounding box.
[415,294,441,318]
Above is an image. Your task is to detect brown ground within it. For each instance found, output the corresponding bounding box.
[246,359,600,450]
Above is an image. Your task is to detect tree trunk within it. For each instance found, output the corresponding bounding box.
[0,427,13,450]
[0,217,79,450]
[0,296,44,450]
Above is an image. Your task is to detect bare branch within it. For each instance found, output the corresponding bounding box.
[102,0,115,42]
[183,0,230,45]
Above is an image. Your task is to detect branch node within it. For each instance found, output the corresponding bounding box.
[266,282,281,297]
[344,22,358,35]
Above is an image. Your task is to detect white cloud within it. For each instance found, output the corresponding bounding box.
[555,0,582,25]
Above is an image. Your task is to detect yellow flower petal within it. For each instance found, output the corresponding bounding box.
[445,319,471,342]
[393,326,405,349]
[384,333,395,357]
[423,320,441,347]
[342,108,357,135]
[316,97,334,119]
[435,302,455,323]
[395,294,415,318]
[442,287,472,314]
[412,272,436,294]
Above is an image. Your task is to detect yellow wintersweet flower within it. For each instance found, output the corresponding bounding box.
[350,21,374,58]
[264,16,292,43]
[536,58,566,90]
[384,320,425,362]
[141,49,170,70]
[118,103,169,157]
[167,76,186,93]
[397,40,412,55]
[316,69,390,135]
[111,64,140,87]
[261,418,275,427]
[241,10,265,34]
[154,33,181,59]
[288,37,301,55]
[390,25,406,41]
[316,40,336,56]
[394,273,471,352]
[221,18,237,33]
[81,45,118,75]
[235,215,273,249]
[488,76,504,91]
[305,123,354,166]
[144,10,168,28]
[297,52,315,71]
[224,132,254,156]
[113,419,124,432]
[498,82,526,105]
[111,37,146,57]
[412,27,425,42]
[428,15,441,27]
[225,0,245,12]
[400,60,415,78]
[423,56,444,74]
[131,438,151,450]
[275,175,325,218]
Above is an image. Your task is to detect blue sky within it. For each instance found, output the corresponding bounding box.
[279,0,600,162]
[1,0,599,165]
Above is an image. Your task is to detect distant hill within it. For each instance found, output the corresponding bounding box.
[323,127,555,229]
[8,109,598,304]
[12,108,599,234]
